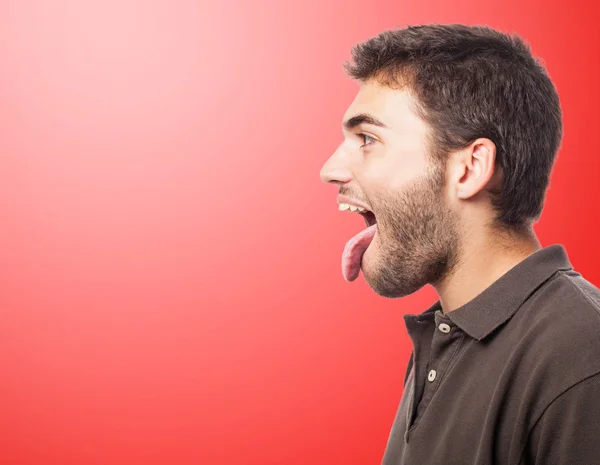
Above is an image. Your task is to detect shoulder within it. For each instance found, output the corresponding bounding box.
[519,371,600,465]
[526,269,600,344]
[560,269,600,312]
[510,269,600,406]
[519,268,600,341]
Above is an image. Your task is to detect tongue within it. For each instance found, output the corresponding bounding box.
[342,224,377,282]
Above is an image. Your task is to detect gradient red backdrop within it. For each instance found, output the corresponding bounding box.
[0,0,598,464]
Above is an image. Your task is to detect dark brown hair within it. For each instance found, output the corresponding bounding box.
[344,24,563,229]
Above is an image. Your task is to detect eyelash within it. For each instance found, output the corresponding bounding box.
[358,133,375,148]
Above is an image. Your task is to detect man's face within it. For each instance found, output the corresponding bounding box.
[320,80,461,298]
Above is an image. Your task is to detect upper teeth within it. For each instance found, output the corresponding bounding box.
[338,203,367,213]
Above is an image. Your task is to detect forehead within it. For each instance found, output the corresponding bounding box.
[343,82,420,132]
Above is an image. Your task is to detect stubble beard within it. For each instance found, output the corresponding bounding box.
[363,165,462,299]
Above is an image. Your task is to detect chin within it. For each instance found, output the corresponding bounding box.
[362,256,428,299]
[370,281,425,299]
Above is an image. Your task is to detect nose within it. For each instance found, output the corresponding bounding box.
[319,146,352,185]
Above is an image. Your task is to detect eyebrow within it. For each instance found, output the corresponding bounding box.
[343,113,389,132]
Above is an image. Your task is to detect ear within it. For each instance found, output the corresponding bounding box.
[448,138,497,200]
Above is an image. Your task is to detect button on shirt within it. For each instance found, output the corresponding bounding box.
[381,244,600,465]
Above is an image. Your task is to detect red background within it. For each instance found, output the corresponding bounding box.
[0,0,598,464]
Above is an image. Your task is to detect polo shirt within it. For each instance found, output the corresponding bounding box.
[381,244,600,465]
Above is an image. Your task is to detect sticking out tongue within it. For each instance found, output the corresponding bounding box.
[342,224,377,282]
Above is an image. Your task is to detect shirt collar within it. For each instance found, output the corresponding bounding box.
[409,244,573,341]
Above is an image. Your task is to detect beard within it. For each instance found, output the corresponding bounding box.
[362,164,461,298]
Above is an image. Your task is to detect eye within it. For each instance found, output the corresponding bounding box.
[358,133,375,148]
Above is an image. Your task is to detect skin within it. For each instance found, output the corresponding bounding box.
[320,79,542,313]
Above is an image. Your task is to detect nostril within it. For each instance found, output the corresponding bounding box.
[320,164,352,184]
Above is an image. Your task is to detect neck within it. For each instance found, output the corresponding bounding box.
[434,224,542,313]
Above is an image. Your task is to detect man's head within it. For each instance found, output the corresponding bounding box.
[320,24,563,298]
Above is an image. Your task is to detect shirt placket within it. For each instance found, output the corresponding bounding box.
[404,314,436,435]
[409,311,464,436]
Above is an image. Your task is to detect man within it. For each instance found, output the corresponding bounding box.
[319,24,600,465]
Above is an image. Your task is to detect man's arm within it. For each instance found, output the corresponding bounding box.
[519,372,600,465]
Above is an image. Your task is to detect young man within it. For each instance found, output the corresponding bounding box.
[320,24,600,464]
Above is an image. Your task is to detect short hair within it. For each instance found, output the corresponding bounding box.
[344,24,563,229]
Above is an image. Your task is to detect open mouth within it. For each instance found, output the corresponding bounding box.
[360,210,377,228]
[338,202,378,282]
[338,202,378,228]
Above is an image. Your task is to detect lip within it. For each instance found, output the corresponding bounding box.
[337,195,373,212]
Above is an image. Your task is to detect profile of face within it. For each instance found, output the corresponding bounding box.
[320,80,461,298]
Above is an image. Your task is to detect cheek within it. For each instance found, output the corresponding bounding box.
[364,149,429,193]
[360,160,395,196]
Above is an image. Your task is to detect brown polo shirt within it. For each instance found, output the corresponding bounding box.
[381,244,600,465]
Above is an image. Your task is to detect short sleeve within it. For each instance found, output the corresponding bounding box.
[520,372,600,465]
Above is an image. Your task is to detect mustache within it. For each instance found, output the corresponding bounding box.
[338,188,370,205]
